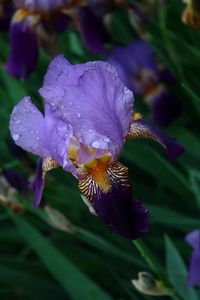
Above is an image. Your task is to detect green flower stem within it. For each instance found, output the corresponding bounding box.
[133,240,183,300]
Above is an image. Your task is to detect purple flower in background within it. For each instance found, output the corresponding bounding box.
[185,230,200,286]
[5,0,116,78]
[9,56,184,239]
[107,40,181,127]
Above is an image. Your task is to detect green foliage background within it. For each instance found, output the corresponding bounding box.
[0,1,200,299]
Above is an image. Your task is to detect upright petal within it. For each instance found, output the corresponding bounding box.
[9,97,50,158]
[126,117,185,160]
[41,60,133,160]
[79,161,149,239]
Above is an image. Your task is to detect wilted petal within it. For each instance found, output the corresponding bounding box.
[79,161,149,239]
[78,6,110,53]
[9,97,49,158]
[126,117,185,160]
[6,13,39,78]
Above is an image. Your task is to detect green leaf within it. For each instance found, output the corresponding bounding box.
[0,257,67,300]
[165,236,198,300]
[10,213,111,300]
[189,169,200,210]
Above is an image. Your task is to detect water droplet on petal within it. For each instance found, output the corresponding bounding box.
[13,133,19,141]
[76,112,81,118]
[92,141,100,148]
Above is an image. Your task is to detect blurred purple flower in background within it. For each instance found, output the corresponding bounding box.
[185,229,200,286]
[107,40,182,127]
[5,0,119,78]
[9,56,184,239]
[0,1,14,30]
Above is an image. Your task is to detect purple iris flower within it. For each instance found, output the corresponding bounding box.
[185,230,200,286]
[107,40,181,127]
[9,56,184,239]
[5,0,112,78]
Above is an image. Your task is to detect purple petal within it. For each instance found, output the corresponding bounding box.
[79,161,149,239]
[14,0,70,12]
[127,118,185,160]
[5,15,39,78]
[186,230,200,249]
[9,97,50,158]
[107,40,159,92]
[29,158,44,208]
[78,6,110,53]
[187,249,200,287]
[44,104,74,171]
[40,57,133,160]
[150,90,182,127]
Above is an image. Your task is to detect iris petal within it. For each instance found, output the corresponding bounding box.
[6,13,39,78]
[126,117,185,160]
[79,161,149,239]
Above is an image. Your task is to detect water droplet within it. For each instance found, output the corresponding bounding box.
[13,133,19,141]
[76,112,81,118]
[104,137,110,143]
[92,141,100,148]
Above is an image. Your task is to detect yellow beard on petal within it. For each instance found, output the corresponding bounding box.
[14,9,29,22]
[84,154,112,193]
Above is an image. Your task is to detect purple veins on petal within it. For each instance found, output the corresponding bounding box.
[185,230,200,286]
[5,15,39,78]
[79,161,149,239]
[40,55,134,161]
[126,117,185,160]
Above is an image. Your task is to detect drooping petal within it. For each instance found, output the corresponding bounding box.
[78,6,110,53]
[41,58,133,160]
[126,117,185,160]
[5,13,39,78]
[29,158,45,208]
[9,97,50,158]
[79,161,149,239]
